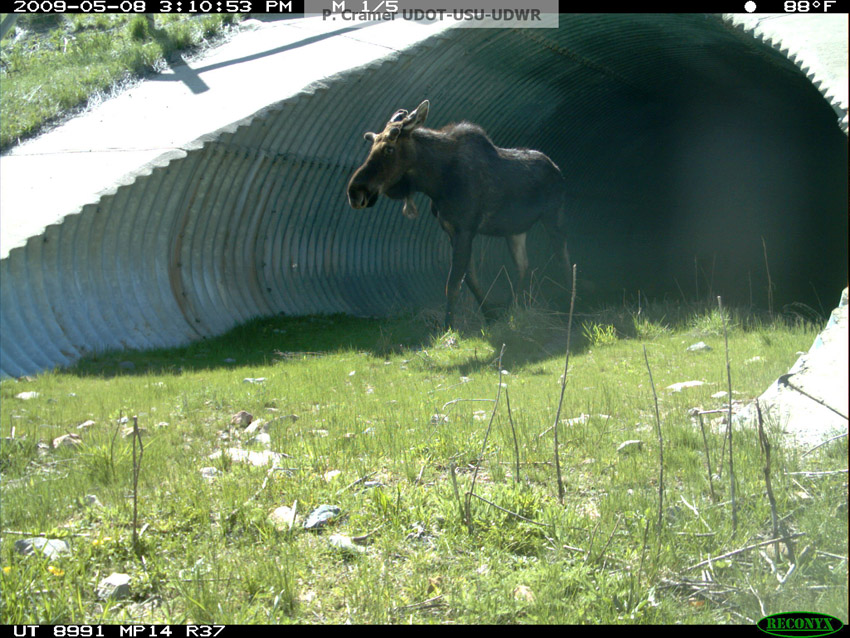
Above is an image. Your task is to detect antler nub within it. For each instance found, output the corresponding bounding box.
[389,109,409,123]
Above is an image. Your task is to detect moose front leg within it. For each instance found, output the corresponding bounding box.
[444,230,474,330]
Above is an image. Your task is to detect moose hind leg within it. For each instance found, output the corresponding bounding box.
[465,255,499,321]
[506,233,530,305]
[544,225,572,296]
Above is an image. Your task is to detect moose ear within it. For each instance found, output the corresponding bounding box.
[389,109,408,123]
[364,131,376,143]
[402,100,429,131]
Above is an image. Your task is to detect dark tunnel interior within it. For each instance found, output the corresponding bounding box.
[463,16,848,316]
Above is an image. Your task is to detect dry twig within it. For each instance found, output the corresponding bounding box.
[717,296,737,536]
[643,345,664,530]
[551,264,577,502]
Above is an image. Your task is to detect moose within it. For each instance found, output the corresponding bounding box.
[347,100,571,329]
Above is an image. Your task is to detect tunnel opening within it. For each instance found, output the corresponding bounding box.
[462,15,847,317]
[1,14,846,378]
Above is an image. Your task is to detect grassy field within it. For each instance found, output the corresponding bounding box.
[1,305,846,624]
[0,13,245,150]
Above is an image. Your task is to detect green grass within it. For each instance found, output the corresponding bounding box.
[1,305,846,624]
[0,13,243,150]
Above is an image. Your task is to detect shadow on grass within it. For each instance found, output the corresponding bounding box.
[64,313,440,378]
[63,305,593,379]
[63,296,762,379]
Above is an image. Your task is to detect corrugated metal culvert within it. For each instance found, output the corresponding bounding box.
[1,14,846,377]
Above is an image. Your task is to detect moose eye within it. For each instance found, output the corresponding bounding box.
[384,146,395,156]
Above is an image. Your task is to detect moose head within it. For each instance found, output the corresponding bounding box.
[347,100,430,217]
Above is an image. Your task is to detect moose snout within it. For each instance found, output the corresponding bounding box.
[347,181,378,209]
[347,185,368,209]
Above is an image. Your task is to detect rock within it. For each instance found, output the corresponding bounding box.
[666,380,705,392]
[14,537,70,558]
[250,432,271,447]
[77,420,96,430]
[304,504,341,530]
[208,448,287,467]
[243,377,266,384]
[231,410,253,427]
[199,467,219,482]
[513,584,535,602]
[617,440,644,454]
[269,505,297,531]
[323,469,341,482]
[328,534,364,554]
[243,419,267,435]
[15,391,39,400]
[687,342,712,352]
[53,433,82,449]
[405,523,434,544]
[84,494,103,508]
[744,287,849,449]
[97,572,131,600]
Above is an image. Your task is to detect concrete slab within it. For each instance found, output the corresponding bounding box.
[0,15,456,259]
[744,288,849,450]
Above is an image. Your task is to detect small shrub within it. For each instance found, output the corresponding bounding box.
[632,315,670,340]
[582,322,618,347]
[127,15,151,42]
[689,308,736,337]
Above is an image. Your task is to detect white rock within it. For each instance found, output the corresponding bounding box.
[199,467,219,482]
[243,419,267,435]
[209,448,285,467]
[97,573,131,600]
[53,433,83,449]
[269,506,297,531]
[250,432,271,447]
[14,537,70,558]
[666,380,705,392]
[617,440,644,454]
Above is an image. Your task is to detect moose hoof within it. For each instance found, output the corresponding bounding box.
[402,198,419,220]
